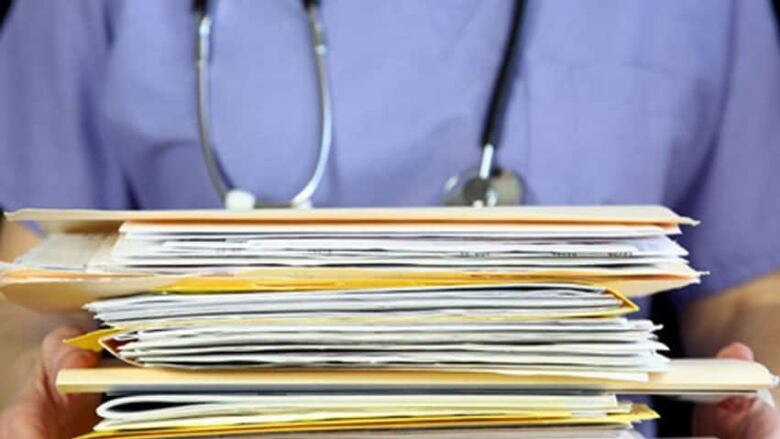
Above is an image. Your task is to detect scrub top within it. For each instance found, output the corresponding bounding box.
[1,1,780,434]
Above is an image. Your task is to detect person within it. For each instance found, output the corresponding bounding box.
[0,327,99,439]
[0,1,779,437]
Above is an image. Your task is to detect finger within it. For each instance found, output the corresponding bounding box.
[694,343,765,438]
[692,403,717,436]
[41,326,83,354]
[715,396,780,439]
[56,348,101,438]
[40,327,101,438]
[16,326,82,402]
[716,342,754,361]
[43,330,99,409]
[7,327,100,439]
[58,386,101,439]
[52,342,98,372]
[51,349,98,397]
[40,326,85,377]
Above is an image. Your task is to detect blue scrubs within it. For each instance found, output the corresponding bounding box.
[1,1,780,435]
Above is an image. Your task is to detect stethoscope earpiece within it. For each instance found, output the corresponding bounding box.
[224,189,257,210]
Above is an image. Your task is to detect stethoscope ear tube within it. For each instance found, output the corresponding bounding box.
[479,0,527,170]
[193,0,333,209]
[290,0,334,208]
[194,0,526,209]
[194,4,229,202]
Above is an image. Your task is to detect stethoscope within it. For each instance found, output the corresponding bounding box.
[193,0,527,209]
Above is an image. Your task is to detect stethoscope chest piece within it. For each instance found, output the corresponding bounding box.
[444,168,523,207]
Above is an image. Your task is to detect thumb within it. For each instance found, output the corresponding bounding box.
[7,326,101,439]
[38,326,101,438]
[716,342,754,361]
[35,327,98,407]
[712,342,780,439]
[715,396,780,439]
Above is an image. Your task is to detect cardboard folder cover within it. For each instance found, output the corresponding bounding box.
[6,205,698,232]
[57,360,777,395]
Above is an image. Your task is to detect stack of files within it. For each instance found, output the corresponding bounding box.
[1,206,702,312]
[106,219,688,271]
[75,285,664,376]
[74,284,659,375]
[0,206,776,439]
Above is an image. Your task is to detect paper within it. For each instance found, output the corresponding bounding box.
[103,220,688,272]
[96,393,621,419]
[93,393,624,429]
[85,284,629,324]
[72,282,666,376]
[73,404,658,439]
[115,234,686,257]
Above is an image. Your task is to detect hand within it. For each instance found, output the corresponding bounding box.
[0,326,100,439]
[693,342,780,439]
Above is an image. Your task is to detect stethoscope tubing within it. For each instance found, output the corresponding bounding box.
[193,0,525,208]
[194,0,334,208]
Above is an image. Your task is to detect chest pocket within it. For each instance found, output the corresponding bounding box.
[501,62,704,205]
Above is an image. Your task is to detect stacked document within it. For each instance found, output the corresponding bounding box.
[80,285,660,376]
[107,219,687,270]
[1,206,776,439]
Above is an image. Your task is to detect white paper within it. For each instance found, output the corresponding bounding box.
[97,393,620,420]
